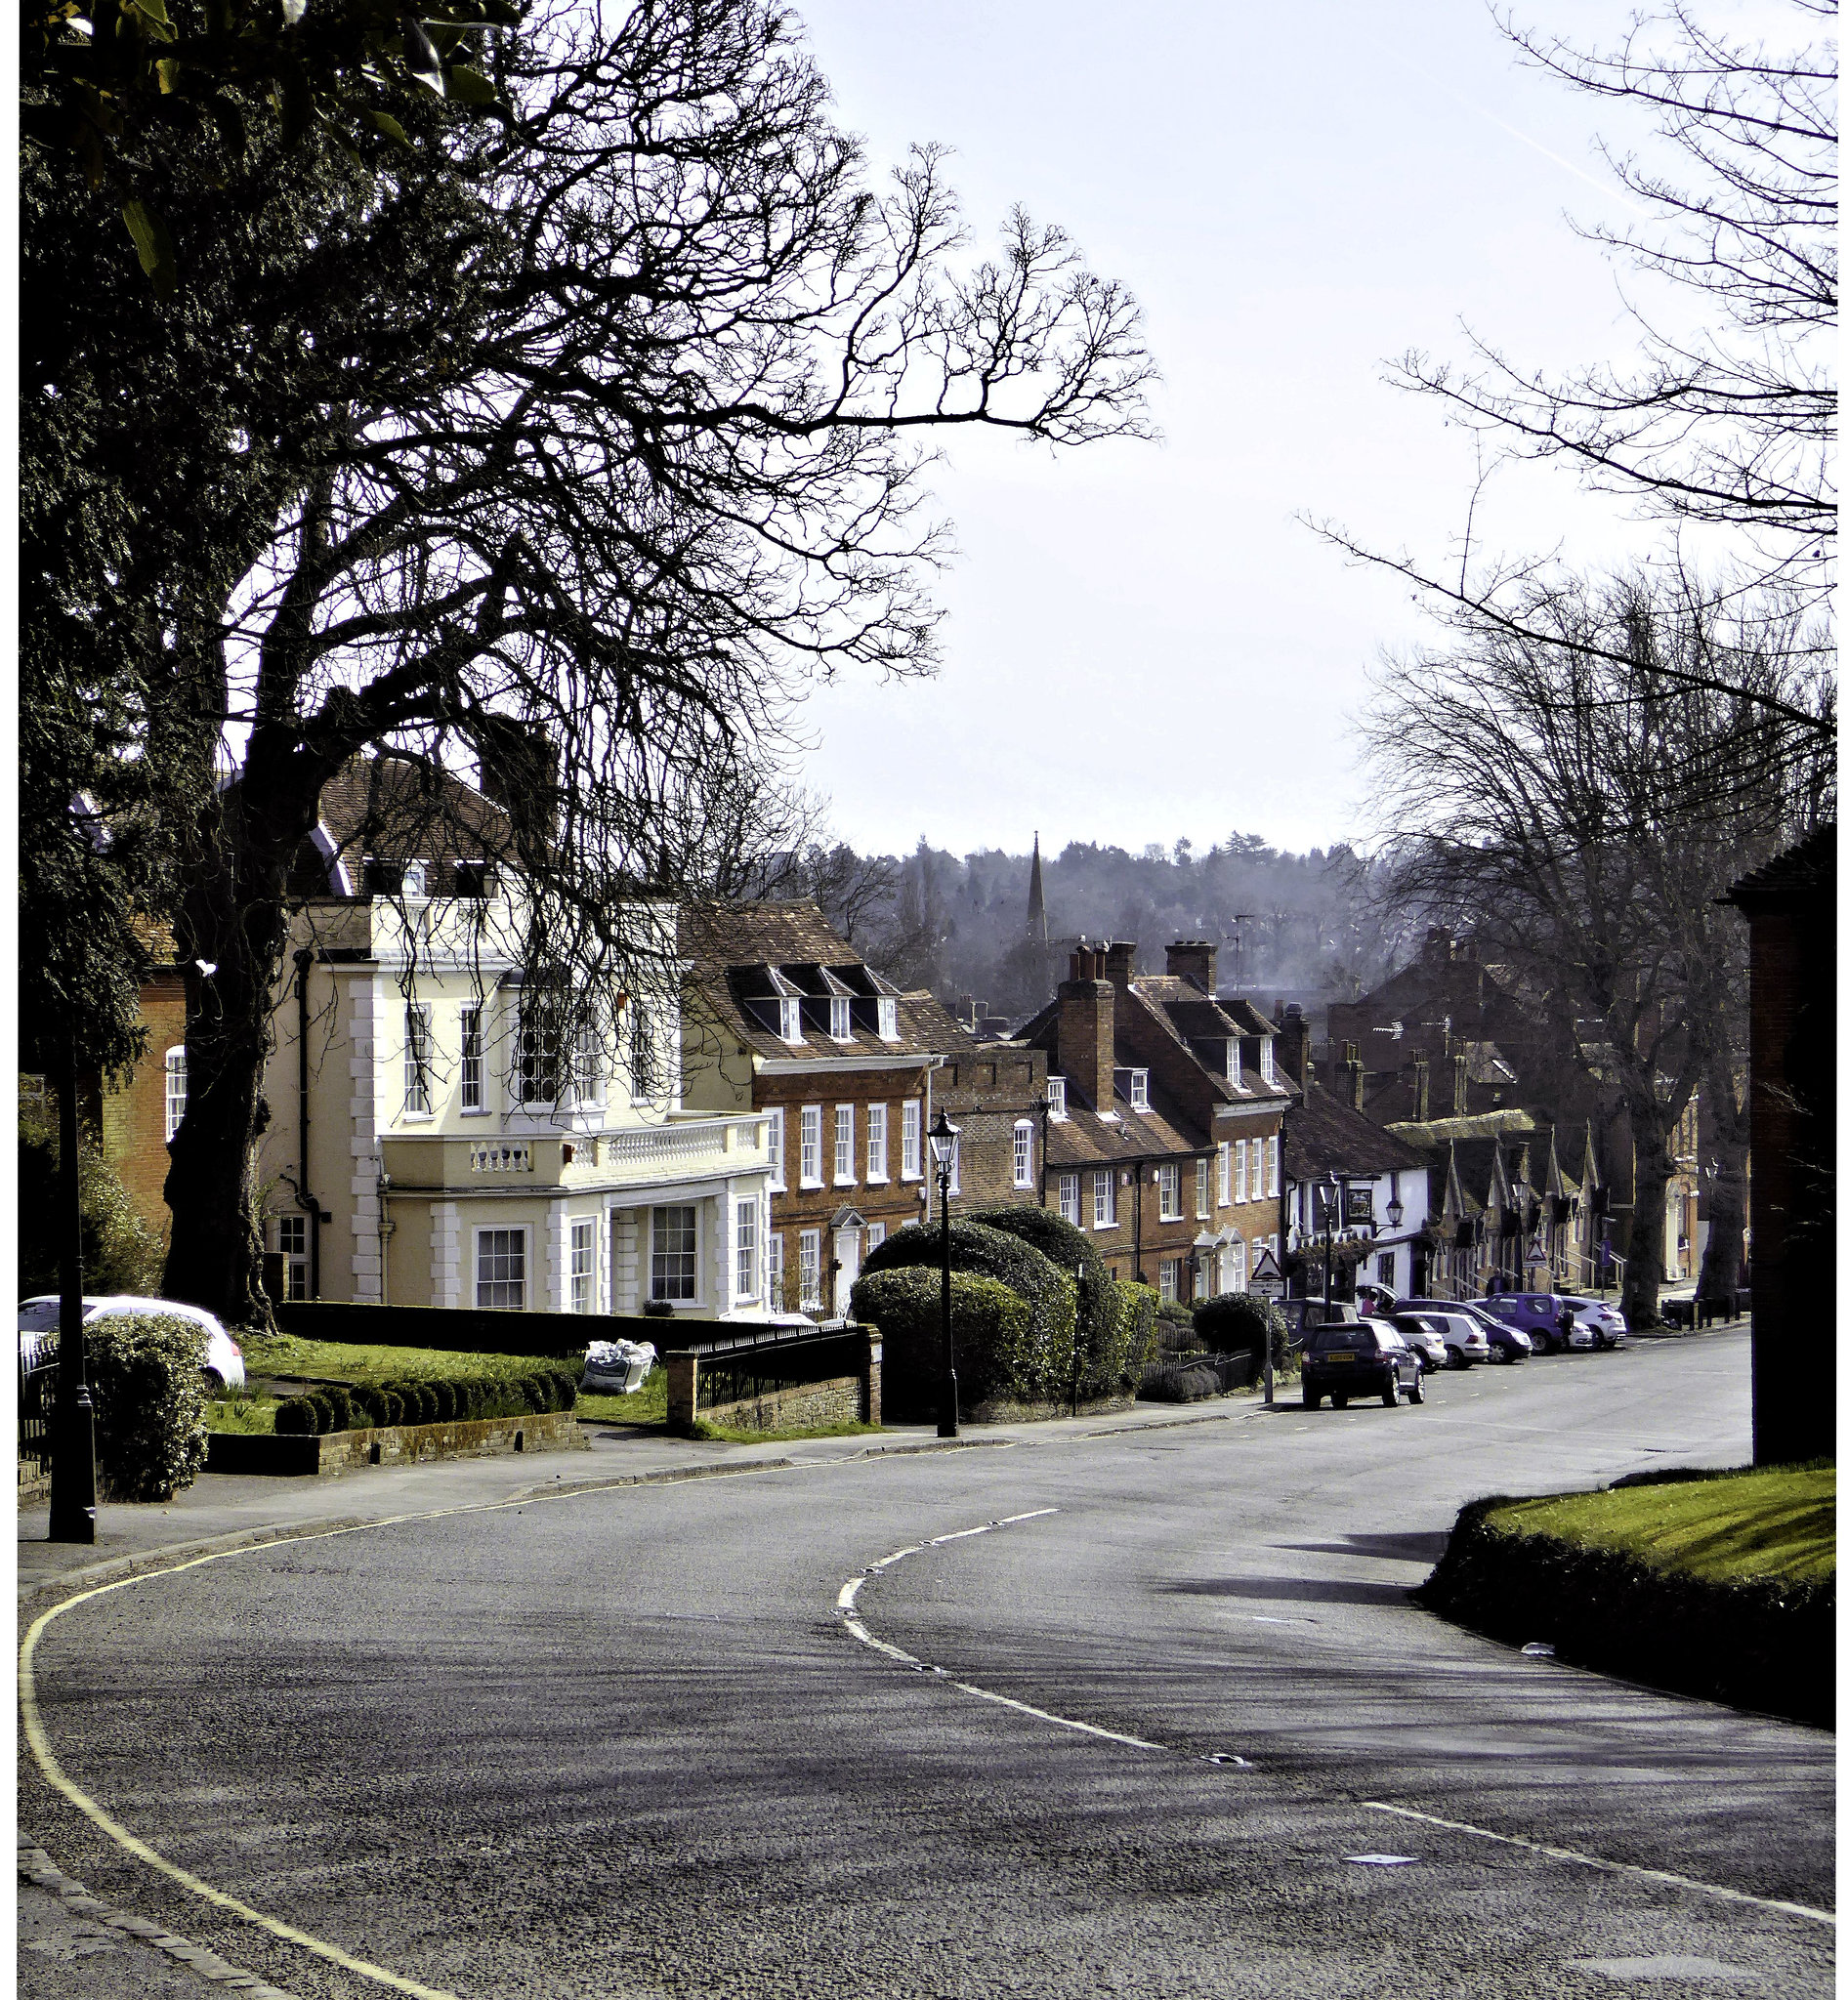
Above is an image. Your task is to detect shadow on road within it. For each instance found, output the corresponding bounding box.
[1155,1574,1419,1606]
[1278,1531,1450,1564]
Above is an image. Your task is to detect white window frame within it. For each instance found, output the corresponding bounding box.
[475,1226,527,1311]
[1236,1141,1249,1204]
[460,1006,484,1112]
[1260,1037,1278,1085]
[1092,1170,1116,1229]
[513,1003,562,1107]
[164,1047,188,1142]
[651,1204,699,1305]
[865,1103,889,1183]
[877,996,898,1041]
[1012,1120,1034,1189]
[765,1106,786,1191]
[1059,1172,1080,1224]
[1157,1162,1182,1222]
[798,1228,822,1310]
[779,996,803,1044]
[1217,1142,1232,1206]
[1267,1135,1281,1198]
[1046,1076,1067,1119]
[1196,1157,1211,1221]
[275,1213,309,1302]
[767,1231,785,1312]
[570,1217,597,1312]
[833,1103,856,1185]
[401,859,428,900]
[901,1099,922,1179]
[864,1221,887,1254]
[1158,1256,1180,1303]
[1128,1069,1150,1111]
[575,1021,606,1108]
[403,1003,434,1117]
[735,1198,759,1301]
[829,995,852,1041]
[799,1104,823,1188]
[1227,1234,1247,1294]
[1228,1040,1244,1092]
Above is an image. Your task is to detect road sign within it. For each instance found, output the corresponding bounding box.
[1247,1245,1284,1298]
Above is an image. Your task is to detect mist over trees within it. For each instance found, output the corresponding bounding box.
[786,832,1417,1015]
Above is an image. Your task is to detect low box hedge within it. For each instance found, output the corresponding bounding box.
[273,1363,577,1436]
[1418,1493,1833,1729]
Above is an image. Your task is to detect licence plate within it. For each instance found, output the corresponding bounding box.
[1324,1353,1355,1363]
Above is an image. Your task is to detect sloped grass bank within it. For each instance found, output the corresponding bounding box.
[1418,1463,1834,1729]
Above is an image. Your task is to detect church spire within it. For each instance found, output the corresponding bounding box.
[1026,832,1048,945]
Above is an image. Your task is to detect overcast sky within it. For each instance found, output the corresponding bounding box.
[786,0,1726,860]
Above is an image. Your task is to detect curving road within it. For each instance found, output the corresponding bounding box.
[20,1328,1833,2000]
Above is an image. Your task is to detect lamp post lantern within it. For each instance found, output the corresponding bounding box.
[928,1110,961,1438]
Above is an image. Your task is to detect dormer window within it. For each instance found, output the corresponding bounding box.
[1227,1041,1243,1090]
[1046,1076,1067,1119]
[1259,1036,1278,1084]
[402,860,428,899]
[362,856,404,896]
[779,997,803,1044]
[1129,1069,1150,1112]
[454,859,499,899]
[829,996,851,1040]
[877,996,898,1041]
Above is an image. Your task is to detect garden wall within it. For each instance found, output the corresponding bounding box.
[206,1408,586,1479]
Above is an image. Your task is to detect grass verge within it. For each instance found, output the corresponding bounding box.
[688,1418,883,1444]
[1419,1462,1834,1729]
[245,1331,581,1387]
[576,1372,669,1427]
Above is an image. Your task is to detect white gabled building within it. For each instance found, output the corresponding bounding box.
[257,760,772,1320]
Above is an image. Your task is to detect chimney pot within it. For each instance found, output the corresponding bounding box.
[1164,939,1218,994]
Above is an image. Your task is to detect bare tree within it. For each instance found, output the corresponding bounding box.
[1313,2,1835,724]
[1364,566,1830,1324]
[115,0,1154,1321]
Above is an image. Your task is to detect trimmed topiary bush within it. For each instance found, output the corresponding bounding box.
[1193,1293,1288,1372]
[968,1205,1133,1396]
[424,1379,456,1423]
[301,1392,335,1435]
[851,1266,1033,1418]
[320,1385,354,1432]
[274,1396,318,1436]
[83,1312,212,1500]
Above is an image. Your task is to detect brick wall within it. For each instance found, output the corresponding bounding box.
[97,970,189,1242]
[934,1044,1048,1209]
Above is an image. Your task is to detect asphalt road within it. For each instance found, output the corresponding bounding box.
[20,1328,1833,2000]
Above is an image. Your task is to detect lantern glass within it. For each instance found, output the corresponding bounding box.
[927,1110,960,1172]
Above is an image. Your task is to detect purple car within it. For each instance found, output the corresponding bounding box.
[1469,1292,1593,1356]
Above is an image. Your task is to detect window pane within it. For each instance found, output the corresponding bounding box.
[651,1205,698,1301]
[461,1008,483,1110]
[570,1218,596,1312]
[477,1228,526,1310]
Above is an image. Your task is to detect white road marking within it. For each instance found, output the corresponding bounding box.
[1363,1803,1835,1927]
[837,1514,1837,1933]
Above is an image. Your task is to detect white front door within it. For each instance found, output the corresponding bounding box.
[833,1227,861,1316]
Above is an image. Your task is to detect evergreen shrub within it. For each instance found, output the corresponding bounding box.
[1194,1293,1284,1366]
[968,1205,1135,1395]
[321,1385,354,1431]
[850,1267,1031,1417]
[84,1312,210,1500]
[274,1396,318,1436]
[427,1379,457,1423]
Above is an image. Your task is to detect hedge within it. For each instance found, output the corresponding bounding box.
[1193,1293,1290,1373]
[1417,1495,1834,1729]
[86,1312,210,1500]
[969,1205,1137,1396]
[861,1221,1079,1396]
[850,1267,1031,1419]
[273,1365,577,1437]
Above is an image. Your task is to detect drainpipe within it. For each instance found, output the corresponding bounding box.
[1133,1162,1144,1284]
[292,949,325,1300]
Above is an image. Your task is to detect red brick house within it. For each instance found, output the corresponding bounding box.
[680,902,969,1318]
[1008,939,1294,1300]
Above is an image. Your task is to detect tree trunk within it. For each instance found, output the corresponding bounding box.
[1696,1054,1748,1315]
[161,758,322,1327]
[1621,1107,1673,1329]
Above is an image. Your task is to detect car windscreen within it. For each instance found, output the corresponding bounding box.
[1307,1327,1374,1353]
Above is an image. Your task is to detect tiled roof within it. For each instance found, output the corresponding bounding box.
[1283,1088,1429,1179]
[682,899,960,1063]
[311,756,509,871]
[1045,1095,1205,1168]
[1725,823,1835,904]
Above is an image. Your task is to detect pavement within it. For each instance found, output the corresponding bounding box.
[21,1322,1826,2000]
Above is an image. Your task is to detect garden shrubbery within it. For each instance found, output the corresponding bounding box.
[1193,1293,1289,1372]
[969,1205,1142,1397]
[849,1267,1031,1418]
[86,1312,210,1499]
[273,1364,577,1437]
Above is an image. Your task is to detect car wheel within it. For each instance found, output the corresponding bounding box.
[1381,1376,1399,1407]
[1304,1390,1322,1411]
[1331,1393,1348,1410]
[200,1367,226,1396]
[1408,1372,1425,1405]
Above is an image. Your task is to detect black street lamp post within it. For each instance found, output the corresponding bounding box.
[1318,1175,1340,1315]
[928,1110,961,1438]
[48,1031,98,1544]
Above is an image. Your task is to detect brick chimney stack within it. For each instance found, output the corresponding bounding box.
[1104,939,1138,988]
[1342,1040,1365,1112]
[1423,926,1453,968]
[1409,1047,1431,1121]
[1278,1003,1312,1086]
[1165,939,1218,995]
[1059,950,1115,1110]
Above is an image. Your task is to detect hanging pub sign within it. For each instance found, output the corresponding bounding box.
[1345,1185,1374,1225]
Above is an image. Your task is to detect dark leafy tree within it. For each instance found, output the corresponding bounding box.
[32,0,1153,1324]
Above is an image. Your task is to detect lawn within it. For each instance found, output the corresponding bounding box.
[1485,1462,1835,1588]
[244,1331,582,1388]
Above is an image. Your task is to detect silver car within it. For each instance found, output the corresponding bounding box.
[1561,1296,1629,1349]
[17,1295,246,1393]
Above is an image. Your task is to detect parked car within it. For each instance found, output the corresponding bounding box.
[1301,1318,1425,1410]
[1560,1296,1628,1349]
[1397,1298,1531,1364]
[1395,1308,1491,1369]
[1274,1298,1359,1356]
[1388,1313,1449,1373]
[16,1295,245,1393]
[1469,1292,1593,1355]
